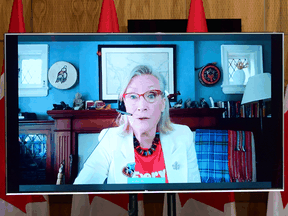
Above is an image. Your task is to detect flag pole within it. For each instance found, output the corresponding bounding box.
[128,194,138,216]
[167,193,176,216]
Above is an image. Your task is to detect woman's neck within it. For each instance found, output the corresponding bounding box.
[134,127,157,149]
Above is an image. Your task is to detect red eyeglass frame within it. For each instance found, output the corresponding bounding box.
[123,90,163,100]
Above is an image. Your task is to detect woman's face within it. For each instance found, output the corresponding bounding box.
[124,75,165,133]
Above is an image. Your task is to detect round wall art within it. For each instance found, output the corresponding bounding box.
[197,63,221,87]
[48,61,78,89]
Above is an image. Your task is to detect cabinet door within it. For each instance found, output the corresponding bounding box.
[19,121,55,184]
[18,130,53,184]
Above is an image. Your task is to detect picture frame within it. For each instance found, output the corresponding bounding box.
[221,45,263,94]
[85,100,94,110]
[98,45,176,101]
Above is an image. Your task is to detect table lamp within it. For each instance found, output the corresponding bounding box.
[241,73,271,133]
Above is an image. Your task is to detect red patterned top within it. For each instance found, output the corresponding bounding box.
[133,137,169,183]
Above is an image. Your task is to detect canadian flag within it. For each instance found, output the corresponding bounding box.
[163,192,236,216]
[0,0,49,215]
[266,85,288,216]
[71,194,145,216]
[97,0,120,33]
[186,0,208,32]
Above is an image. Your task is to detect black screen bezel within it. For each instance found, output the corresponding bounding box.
[5,33,283,194]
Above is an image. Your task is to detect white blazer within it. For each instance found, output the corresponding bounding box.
[74,123,201,184]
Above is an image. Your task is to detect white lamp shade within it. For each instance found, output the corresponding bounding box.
[241,73,271,105]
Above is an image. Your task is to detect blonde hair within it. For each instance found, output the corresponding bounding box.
[116,65,173,135]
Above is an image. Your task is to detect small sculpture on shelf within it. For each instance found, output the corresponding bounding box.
[200,98,210,108]
[167,91,181,108]
[184,99,200,108]
[73,93,84,110]
[173,99,183,109]
[52,103,64,110]
[184,98,192,108]
[52,101,72,110]
[56,160,65,185]
[184,98,211,109]
[191,101,200,108]
[61,101,73,110]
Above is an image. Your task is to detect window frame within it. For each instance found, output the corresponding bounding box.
[221,45,263,94]
[18,44,49,97]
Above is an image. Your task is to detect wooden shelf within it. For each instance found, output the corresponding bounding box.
[47,108,225,119]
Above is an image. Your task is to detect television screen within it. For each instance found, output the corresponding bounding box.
[5,33,283,194]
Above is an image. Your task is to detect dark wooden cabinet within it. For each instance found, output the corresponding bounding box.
[19,120,55,184]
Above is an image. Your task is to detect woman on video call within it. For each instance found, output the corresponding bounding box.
[74,65,200,184]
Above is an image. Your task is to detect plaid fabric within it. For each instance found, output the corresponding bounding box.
[195,129,230,183]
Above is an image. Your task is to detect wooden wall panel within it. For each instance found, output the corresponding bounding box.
[22,0,32,32]
[280,0,288,33]
[0,0,31,40]
[114,0,151,32]
[281,0,287,90]
[0,0,14,41]
[192,0,264,32]
[265,0,281,32]
[33,0,101,33]
[150,0,186,19]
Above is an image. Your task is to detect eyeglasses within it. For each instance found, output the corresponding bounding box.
[123,90,163,104]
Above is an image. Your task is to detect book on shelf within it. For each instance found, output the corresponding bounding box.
[215,100,271,118]
[235,101,241,118]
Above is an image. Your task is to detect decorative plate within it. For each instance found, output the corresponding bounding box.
[48,61,77,89]
[198,63,221,86]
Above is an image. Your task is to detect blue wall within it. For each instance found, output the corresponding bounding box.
[195,40,271,102]
[19,38,271,120]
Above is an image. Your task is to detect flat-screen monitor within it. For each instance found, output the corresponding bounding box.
[5,33,283,194]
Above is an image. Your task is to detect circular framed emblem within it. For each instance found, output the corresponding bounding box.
[198,63,221,86]
[48,61,77,89]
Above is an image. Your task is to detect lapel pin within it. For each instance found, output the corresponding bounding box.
[172,161,180,170]
[122,162,135,177]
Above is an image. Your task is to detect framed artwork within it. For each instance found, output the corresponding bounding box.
[98,45,176,101]
[221,45,263,94]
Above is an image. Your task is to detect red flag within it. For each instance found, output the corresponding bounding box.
[281,108,288,207]
[163,193,236,216]
[186,0,208,32]
[71,194,145,216]
[8,0,26,33]
[97,0,120,33]
[0,0,48,214]
[267,86,288,215]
